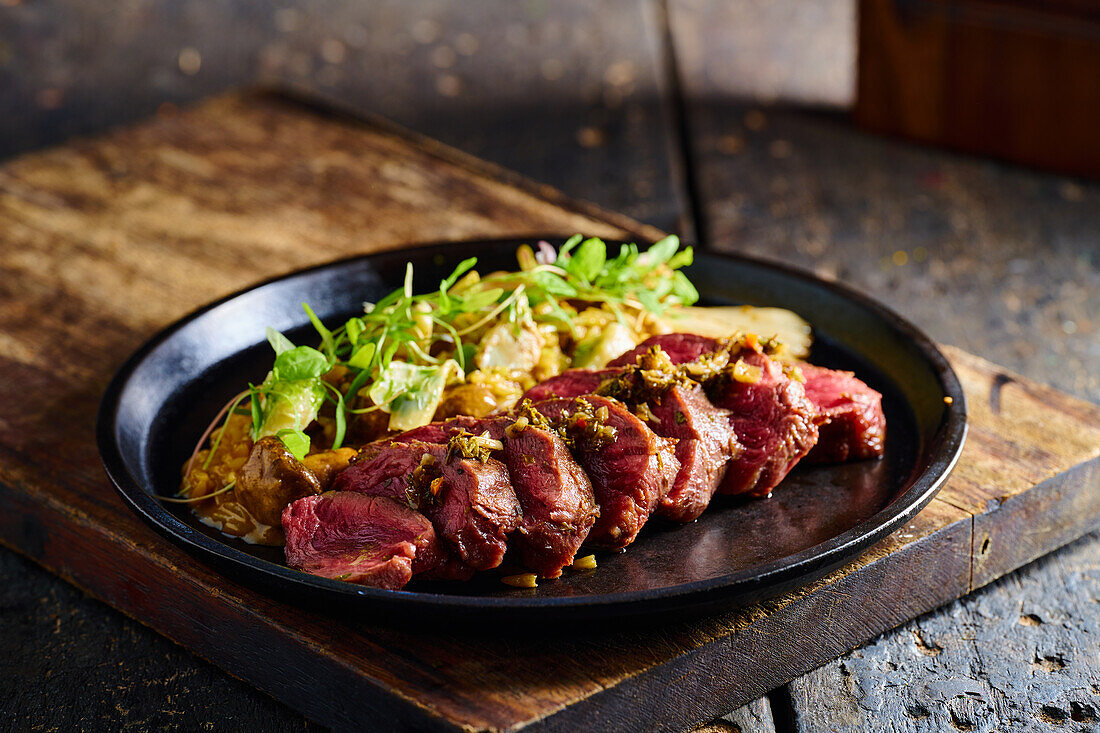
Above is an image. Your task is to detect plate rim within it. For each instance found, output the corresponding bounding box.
[96,237,968,616]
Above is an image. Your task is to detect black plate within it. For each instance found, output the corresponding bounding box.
[97,238,967,624]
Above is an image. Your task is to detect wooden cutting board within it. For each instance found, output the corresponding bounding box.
[1,91,1097,732]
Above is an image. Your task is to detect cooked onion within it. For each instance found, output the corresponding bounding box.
[658,305,812,359]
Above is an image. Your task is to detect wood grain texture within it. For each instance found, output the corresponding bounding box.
[0,0,687,231]
[0,91,647,360]
[0,93,1097,731]
[935,349,1100,590]
[855,0,1100,177]
[0,548,322,733]
[789,530,1100,733]
[667,0,855,107]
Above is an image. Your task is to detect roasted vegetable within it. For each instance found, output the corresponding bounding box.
[659,305,812,360]
[236,436,322,526]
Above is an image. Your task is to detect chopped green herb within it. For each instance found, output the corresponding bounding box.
[446,430,504,463]
[229,236,697,446]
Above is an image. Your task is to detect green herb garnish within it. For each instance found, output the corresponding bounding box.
[276,428,311,461]
[223,235,697,455]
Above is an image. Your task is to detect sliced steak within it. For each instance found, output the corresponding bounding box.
[331,440,521,570]
[645,384,740,521]
[281,492,441,590]
[608,333,719,367]
[708,350,819,497]
[597,351,740,522]
[395,415,483,444]
[501,419,599,576]
[392,415,599,578]
[419,549,477,582]
[799,364,886,463]
[521,361,737,520]
[332,441,429,503]
[533,395,679,549]
[521,368,620,402]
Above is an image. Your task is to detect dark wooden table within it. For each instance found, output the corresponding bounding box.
[1,2,1097,731]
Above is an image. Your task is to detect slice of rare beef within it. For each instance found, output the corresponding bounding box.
[532,395,679,549]
[282,492,441,590]
[500,417,599,576]
[395,415,484,444]
[608,333,719,367]
[331,440,520,570]
[799,364,886,463]
[521,368,620,402]
[646,384,740,521]
[708,349,819,497]
[597,351,740,522]
[393,415,599,578]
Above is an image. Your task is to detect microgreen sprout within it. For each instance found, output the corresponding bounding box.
[188,236,697,460]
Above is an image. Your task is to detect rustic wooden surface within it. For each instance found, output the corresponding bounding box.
[667,0,855,107]
[0,91,1097,731]
[789,529,1100,733]
[0,0,687,232]
[0,544,322,732]
[4,2,1100,729]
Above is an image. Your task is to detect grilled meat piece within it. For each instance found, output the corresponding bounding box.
[597,349,741,522]
[521,368,619,402]
[395,415,484,444]
[799,364,886,463]
[236,436,322,526]
[708,350,819,497]
[331,441,520,571]
[533,395,679,549]
[523,354,740,522]
[501,420,599,576]
[394,415,598,578]
[608,333,719,367]
[282,492,442,589]
[643,383,740,521]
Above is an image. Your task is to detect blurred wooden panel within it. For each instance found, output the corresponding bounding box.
[856,0,1100,177]
[668,0,856,107]
[0,0,687,230]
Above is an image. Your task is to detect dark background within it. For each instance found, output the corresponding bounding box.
[1,1,1097,730]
